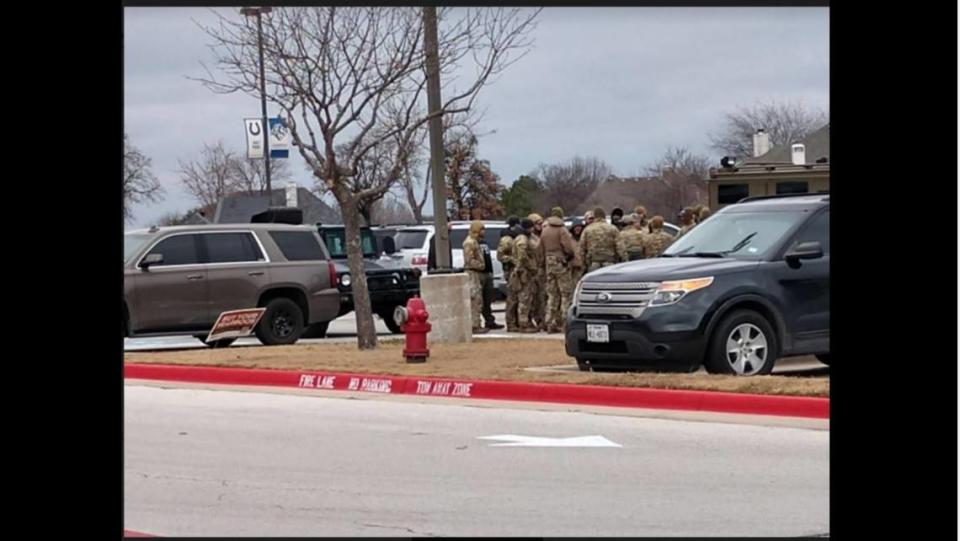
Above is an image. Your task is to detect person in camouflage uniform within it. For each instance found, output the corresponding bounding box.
[568,219,585,287]
[642,216,675,258]
[527,213,547,331]
[511,218,539,333]
[698,206,711,223]
[634,205,649,233]
[540,207,580,333]
[583,210,595,227]
[462,220,489,334]
[678,207,696,237]
[579,206,621,272]
[496,216,521,332]
[617,214,648,261]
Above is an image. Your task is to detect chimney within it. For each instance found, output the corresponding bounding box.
[752,129,771,157]
[285,182,298,207]
[791,143,806,165]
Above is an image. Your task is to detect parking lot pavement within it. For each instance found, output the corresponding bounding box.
[124,384,829,537]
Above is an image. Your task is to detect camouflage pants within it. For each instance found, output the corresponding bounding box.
[587,261,616,273]
[505,280,520,330]
[545,255,573,329]
[513,269,536,329]
[530,270,547,329]
[468,270,484,329]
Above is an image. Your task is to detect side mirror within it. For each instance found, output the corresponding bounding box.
[140,253,164,270]
[785,241,823,263]
[382,236,397,255]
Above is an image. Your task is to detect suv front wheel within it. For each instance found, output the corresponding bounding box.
[704,309,778,376]
[255,298,304,345]
[378,306,403,334]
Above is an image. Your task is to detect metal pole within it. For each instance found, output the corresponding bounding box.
[256,10,271,196]
[423,6,449,269]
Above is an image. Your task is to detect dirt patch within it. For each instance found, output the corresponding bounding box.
[125,339,828,397]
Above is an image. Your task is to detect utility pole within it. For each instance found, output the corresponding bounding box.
[423,6,450,269]
[241,6,272,196]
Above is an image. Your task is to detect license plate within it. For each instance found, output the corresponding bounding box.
[586,324,609,343]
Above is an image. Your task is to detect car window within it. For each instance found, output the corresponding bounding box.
[791,210,829,254]
[269,231,328,261]
[663,210,808,258]
[125,233,153,264]
[449,229,469,249]
[449,227,503,248]
[321,229,377,258]
[202,232,264,263]
[144,234,201,266]
[396,230,429,249]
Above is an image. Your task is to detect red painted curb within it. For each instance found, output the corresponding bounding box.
[125,363,829,419]
[123,530,155,538]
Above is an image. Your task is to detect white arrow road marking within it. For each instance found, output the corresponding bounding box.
[477,434,622,447]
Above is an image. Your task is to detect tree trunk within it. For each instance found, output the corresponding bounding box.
[338,190,379,350]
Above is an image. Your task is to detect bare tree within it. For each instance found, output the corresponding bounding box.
[398,110,489,224]
[642,146,710,215]
[179,141,295,207]
[643,145,710,181]
[369,195,415,224]
[231,157,292,194]
[123,134,165,223]
[178,142,240,209]
[535,156,612,214]
[196,6,540,349]
[708,100,828,158]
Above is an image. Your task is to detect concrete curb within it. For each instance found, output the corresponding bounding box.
[125,363,828,419]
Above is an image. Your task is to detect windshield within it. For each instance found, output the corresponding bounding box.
[321,228,378,258]
[450,227,502,248]
[395,230,429,250]
[662,210,808,258]
[124,233,153,264]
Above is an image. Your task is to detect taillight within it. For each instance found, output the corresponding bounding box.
[328,261,337,288]
[412,254,428,266]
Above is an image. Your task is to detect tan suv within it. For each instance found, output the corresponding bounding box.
[123,224,340,346]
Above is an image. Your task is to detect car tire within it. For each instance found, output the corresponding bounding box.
[255,298,304,345]
[704,310,778,376]
[815,354,830,366]
[378,308,403,335]
[195,336,237,348]
[576,358,592,372]
[300,321,330,339]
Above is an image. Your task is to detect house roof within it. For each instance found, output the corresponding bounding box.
[744,124,829,165]
[213,187,341,225]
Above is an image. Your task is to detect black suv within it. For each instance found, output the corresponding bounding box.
[315,225,421,335]
[565,193,829,375]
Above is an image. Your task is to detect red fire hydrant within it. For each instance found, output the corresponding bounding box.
[396,296,431,363]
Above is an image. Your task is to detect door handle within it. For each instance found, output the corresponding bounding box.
[186,274,204,280]
[248,271,265,276]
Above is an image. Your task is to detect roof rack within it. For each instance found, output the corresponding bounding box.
[738,192,829,204]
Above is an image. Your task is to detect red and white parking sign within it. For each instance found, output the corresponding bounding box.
[205,308,266,343]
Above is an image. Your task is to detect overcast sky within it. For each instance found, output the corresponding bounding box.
[124,6,829,227]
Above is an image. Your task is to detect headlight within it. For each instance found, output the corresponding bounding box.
[649,277,714,306]
[339,273,351,287]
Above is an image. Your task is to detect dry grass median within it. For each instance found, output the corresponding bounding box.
[125,339,828,397]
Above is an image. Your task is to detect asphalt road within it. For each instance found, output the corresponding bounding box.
[124,385,830,537]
